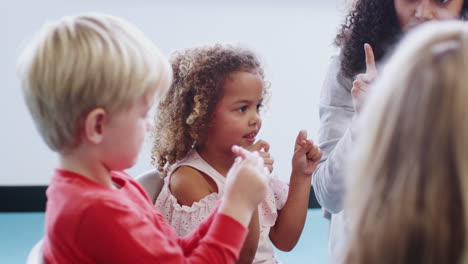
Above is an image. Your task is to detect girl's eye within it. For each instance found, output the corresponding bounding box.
[237,106,248,112]
[256,103,263,110]
[436,0,449,3]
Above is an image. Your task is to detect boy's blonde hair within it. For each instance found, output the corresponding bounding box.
[345,21,468,264]
[18,13,172,153]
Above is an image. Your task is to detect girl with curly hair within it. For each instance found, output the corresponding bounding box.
[150,44,322,264]
[345,20,468,264]
[312,0,466,262]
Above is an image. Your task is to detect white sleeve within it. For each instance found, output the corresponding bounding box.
[312,55,355,214]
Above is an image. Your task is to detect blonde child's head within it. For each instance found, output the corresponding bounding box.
[345,21,468,264]
[18,13,172,153]
[151,44,269,172]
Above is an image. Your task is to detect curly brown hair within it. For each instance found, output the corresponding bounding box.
[151,44,269,172]
[335,0,468,80]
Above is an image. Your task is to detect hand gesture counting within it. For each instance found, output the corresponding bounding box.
[352,43,377,113]
[220,146,269,227]
[267,130,322,250]
[292,130,322,177]
[247,140,274,173]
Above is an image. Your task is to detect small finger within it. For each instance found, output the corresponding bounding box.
[249,140,270,152]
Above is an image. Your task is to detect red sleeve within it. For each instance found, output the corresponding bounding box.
[76,199,247,264]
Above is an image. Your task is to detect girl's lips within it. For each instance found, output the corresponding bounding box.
[243,131,257,143]
[244,135,255,143]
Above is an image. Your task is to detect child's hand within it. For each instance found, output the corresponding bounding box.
[220,146,269,227]
[227,145,269,205]
[247,140,274,173]
[291,130,322,178]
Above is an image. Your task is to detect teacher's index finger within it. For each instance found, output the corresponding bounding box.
[364,43,376,75]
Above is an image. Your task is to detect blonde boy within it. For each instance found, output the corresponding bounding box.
[18,13,268,263]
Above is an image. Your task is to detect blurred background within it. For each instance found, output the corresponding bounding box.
[1,0,346,185]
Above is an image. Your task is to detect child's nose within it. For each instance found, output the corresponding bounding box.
[249,112,261,126]
[415,0,434,20]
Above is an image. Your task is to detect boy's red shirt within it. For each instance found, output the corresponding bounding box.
[43,169,247,263]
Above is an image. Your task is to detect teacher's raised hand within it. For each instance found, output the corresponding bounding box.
[351,43,377,113]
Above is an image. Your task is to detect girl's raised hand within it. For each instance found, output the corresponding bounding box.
[292,130,322,177]
[247,140,274,173]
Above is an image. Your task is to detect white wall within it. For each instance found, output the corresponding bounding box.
[1,0,346,185]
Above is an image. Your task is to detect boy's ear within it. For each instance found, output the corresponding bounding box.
[84,108,107,144]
